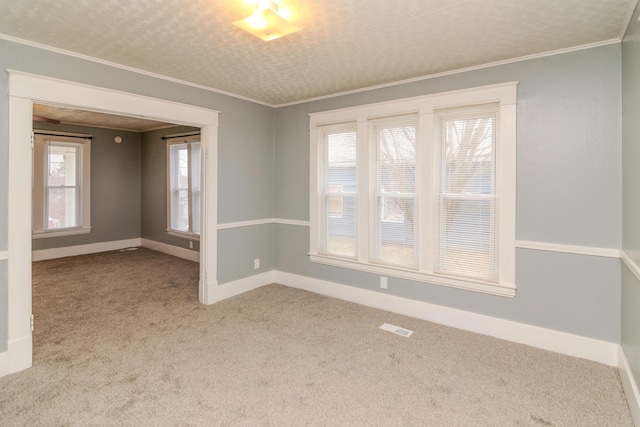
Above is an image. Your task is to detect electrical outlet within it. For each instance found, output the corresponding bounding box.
[380,276,388,289]
[254,258,260,269]
[189,241,193,249]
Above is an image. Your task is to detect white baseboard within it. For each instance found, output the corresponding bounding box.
[32,238,142,261]
[217,271,275,302]
[273,271,619,367]
[140,238,199,263]
[0,350,7,377]
[0,335,32,378]
[619,346,640,426]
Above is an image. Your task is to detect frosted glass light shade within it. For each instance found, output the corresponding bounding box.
[233,7,300,41]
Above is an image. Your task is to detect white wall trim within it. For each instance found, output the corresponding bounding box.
[0,251,8,261]
[273,218,311,227]
[276,39,620,107]
[140,238,200,263]
[217,271,275,302]
[218,218,275,230]
[274,270,620,366]
[32,238,142,261]
[621,250,640,283]
[0,335,32,378]
[0,351,6,377]
[516,240,620,259]
[217,218,311,229]
[0,335,33,376]
[0,33,273,108]
[618,346,640,426]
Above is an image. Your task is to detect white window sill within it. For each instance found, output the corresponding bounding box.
[309,253,516,298]
[167,229,200,241]
[32,227,91,239]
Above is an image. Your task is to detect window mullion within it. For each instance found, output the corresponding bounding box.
[417,111,433,273]
[186,143,193,234]
[356,118,369,263]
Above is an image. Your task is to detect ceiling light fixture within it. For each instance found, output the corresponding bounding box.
[233,1,300,42]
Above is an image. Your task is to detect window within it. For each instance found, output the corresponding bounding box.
[309,83,517,296]
[33,132,91,238]
[167,134,201,239]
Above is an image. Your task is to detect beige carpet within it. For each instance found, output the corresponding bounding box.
[0,248,633,426]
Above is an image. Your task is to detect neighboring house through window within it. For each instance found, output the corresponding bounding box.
[32,132,91,238]
[167,134,201,239]
[309,83,517,296]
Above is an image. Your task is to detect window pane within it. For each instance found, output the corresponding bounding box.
[323,125,357,257]
[171,189,189,231]
[372,114,417,268]
[437,197,497,280]
[435,104,499,281]
[48,143,78,187]
[46,187,78,229]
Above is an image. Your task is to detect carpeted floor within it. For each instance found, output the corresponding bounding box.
[0,248,633,426]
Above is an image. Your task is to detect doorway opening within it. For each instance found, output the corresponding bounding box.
[6,71,220,375]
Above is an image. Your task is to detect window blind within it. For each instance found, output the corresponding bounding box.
[370,113,418,268]
[434,103,499,282]
[322,123,357,257]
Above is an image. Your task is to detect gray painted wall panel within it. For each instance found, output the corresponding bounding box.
[275,45,622,248]
[274,45,623,341]
[32,123,141,250]
[217,104,275,224]
[275,224,621,341]
[621,8,640,395]
[0,38,276,355]
[140,125,200,252]
[218,225,274,284]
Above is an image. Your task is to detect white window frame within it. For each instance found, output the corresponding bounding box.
[166,134,201,240]
[309,82,517,297]
[32,131,91,238]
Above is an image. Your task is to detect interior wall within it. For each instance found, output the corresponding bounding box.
[0,38,276,354]
[622,8,640,393]
[31,122,141,251]
[140,125,200,252]
[274,44,622,342]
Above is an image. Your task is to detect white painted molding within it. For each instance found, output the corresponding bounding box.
[273,218,310,227]
[0,34,273,107]
[218,218,275,230]
[32,238,142,261]
[4,335,32,378]
[274,270,620,366]
[516,240,620,258]
[0,251,8,261]
[140,239,199,263]
[618,346,640,426]
[217,271,275,302]
[217,218,311,229]
[0,335,33,378]
[0,350,6,377]
[621,250,640,283]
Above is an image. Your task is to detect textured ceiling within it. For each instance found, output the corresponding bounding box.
[0,0,636,106]
[33,104,175,132]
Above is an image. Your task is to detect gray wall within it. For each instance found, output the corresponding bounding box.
[622,8,640,394]
[274,44,622,342]
[32,122,141,251]
[140,125,200,252]
[0,38,275,353]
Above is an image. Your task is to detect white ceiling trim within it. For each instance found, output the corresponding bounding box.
[276,38,622,108]
[0,32,625,110]
[619,0,639,40]
[0,33,274,108]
